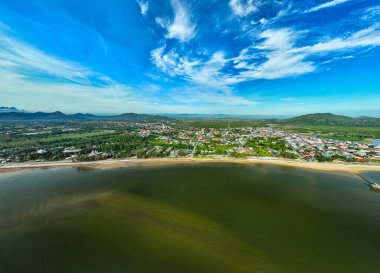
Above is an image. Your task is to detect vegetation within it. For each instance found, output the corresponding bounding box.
[0,115,378,164]
[283,113,380,127]
[244,137,298,158]
[284,125,380,141]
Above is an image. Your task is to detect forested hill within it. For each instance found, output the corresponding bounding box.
[282,113,380,127]
[0,111,171,122]
[1,111,379,127]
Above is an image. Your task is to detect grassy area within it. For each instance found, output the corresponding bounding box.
[1,131,116,147]
[284,125,380,141]
[196,144,236,152]
[182,120,269,128]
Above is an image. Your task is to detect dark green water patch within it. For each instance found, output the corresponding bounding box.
[0,164,379,273]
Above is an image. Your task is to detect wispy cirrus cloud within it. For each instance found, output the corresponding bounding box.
[151,45,231,90]
[137,1,149,16]
[234,24,380,80]
[152,23,380,85]
[150,44,257,106]
[305,0,351,13]
[150,1,380,88]
[2,0,380,115]
[229,0,257,17]
[165,0,196,42]
[292,23,380,54]
[361,5,380,21]
[280,97,296,101]
[233,28,315,80]
[0,21,254,112]
[0,25,164,113]
[151,29,311,87]
[0,35,93,84]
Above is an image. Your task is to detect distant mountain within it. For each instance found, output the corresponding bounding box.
[357,115,373,119]
[70,113,98,119]
[283,113,380,127]
[0,111,171,122]
[108,113,171,122]
[1,111,378,126]
[0,111,67,120]
[0,106,26,113]
[164,113,290,119]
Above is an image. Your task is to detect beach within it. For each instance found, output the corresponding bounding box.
[1,157,380,174]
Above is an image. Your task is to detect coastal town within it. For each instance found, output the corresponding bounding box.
[1,120,380,165]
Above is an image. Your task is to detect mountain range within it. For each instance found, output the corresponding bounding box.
[0,106,26,113]
[0,111,171,122]
[0,110,379,127]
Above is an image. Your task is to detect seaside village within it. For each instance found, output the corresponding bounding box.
[2,122,379,165]
[134,125,380,162]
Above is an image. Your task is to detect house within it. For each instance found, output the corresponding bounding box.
[89,150,102,157]
[356,150,367,157]
[358,144,369,149]
[37,149,47,155]
[63,147,81,153]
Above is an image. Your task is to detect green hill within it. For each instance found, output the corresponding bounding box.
[283,113,380,127]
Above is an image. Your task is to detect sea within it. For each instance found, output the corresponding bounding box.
[0,163,380,273]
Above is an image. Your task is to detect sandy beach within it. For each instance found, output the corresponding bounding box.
[1,157,380,175]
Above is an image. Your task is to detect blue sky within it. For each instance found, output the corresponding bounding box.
[0,0,379,116]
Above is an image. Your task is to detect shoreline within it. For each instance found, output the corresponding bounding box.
[1,157,380,175]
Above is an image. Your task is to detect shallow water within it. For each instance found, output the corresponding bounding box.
[0,163,379,273]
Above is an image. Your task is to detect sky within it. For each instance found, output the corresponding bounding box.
[0,0,379,116]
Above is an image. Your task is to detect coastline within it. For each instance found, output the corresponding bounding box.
[1,157,380,175]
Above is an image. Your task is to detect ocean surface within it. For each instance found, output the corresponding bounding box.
[0,163,380,273]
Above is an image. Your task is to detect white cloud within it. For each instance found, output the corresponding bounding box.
[165,0,196,42]
[280,97,295,101]
[229,0,257,17]
[155,17,168,28]
[151,45,233,90]
[252,29,315,79]
[233,28,315,80]
[150,45,199,79]
[137,1,149,16]
[305,0,350,13]
[242,53,315,80]
[292,24,380,53]
[0,67,160,114]
[0,36,93,84]
[0,26,169,113]
[361,5,380,21]
[153,23,380,86]
[256,28,296,50]
[184,52,230,89]
[150,45,258,107]
[1,59,255,113]
[232,24,380,81]
[259,18,268,25]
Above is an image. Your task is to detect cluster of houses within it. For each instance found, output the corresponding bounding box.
[0,149,15,164]
[283,134,380,161]
[1,121,380,164]
[135,125,380,162]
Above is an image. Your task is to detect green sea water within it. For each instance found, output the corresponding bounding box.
[0,163,379,273]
